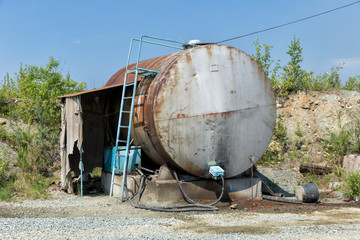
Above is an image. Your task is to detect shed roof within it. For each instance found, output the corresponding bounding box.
[60,52,177,99]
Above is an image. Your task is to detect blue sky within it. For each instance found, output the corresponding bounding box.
[0,0,359,89]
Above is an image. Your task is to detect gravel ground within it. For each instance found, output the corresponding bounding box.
[256,166,303,197]
[1,193,360,239]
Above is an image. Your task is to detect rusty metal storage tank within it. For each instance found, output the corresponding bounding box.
[106,44,276,178]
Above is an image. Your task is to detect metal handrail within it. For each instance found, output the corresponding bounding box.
[111,35,197,202]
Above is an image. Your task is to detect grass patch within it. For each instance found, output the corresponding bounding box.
[90,167,102,178]
[0,179,15,201]
[13,173,54,200]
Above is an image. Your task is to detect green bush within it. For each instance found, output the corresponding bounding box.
[0,180,15,201]
[258,114,288,166]
[1,57,86,127]
[0,95,10,116]
[13,124,59,176]
[343,76,360,91]
[0,156,9,181]
[344,171,360,199]
[251,37,359,96]
[0,57,86,200]
[323,118,360,165]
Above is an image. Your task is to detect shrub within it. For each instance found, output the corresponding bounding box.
[0,57,86,200]
[344,171,360,199]
[343,76,360,91]
[323,118,360,165]
[0,156,9,181]
[251,37,359,95]
[0,180,15,201]
[258,114,288,165]
[1,57,86,127]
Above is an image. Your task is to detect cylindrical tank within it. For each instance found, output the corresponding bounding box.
[106,44,276,178]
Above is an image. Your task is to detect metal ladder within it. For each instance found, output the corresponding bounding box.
[109,36,190,202]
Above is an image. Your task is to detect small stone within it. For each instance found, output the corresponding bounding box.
[230,204,238,209]
[329,182,341,190]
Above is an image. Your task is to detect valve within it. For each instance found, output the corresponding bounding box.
[209,166,225,180]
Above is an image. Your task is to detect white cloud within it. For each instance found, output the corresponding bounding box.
[331,57,360,69]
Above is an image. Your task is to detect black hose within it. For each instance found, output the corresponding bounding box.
[262,194,303,204]
[173,170,224,206]
[123,169,225,212]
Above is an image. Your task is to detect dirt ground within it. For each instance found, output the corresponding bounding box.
[1,188,360,239]
[0,194,358,218]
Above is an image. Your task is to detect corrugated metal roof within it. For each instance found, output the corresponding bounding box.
[59,83,123,98]
[60,52,178,98]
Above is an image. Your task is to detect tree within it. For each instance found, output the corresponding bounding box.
[251,38,274,75]
[251,39,282,93]
[1,57,86,127]
[281,35,307,92]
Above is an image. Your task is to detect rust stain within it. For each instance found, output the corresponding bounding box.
[206,45,212,57]
[176,113,189,118]
[230,90,236,94]
[185,53,192,63]
[229,49,234,64]
[190,110,245,120]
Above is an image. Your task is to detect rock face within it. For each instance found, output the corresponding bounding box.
[277,90,360,164]
[343,154,360,173]
[0,141,18,178]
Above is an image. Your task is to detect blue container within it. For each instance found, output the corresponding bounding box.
[104,146,141,174]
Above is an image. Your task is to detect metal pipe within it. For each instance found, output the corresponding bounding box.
[79,95,83,198]
[262,195,303,204]
[142,35,188,45]
[133,38,184,50]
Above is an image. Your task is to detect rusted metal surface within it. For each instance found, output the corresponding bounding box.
[105,53,179,87]
[59,83,124,98]
[121,44,277,178]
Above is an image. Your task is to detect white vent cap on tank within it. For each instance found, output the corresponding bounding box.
[188,39,201,45]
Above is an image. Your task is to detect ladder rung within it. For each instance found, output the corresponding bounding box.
[116,146,142,151]
[138,68,158,75]
[127,68,158,77]
[117,140,127,143]
[119,126,129,128]
[121,111,131,114]
[125,82,135,87]
[117,149,129,152]
[122,97,133,100]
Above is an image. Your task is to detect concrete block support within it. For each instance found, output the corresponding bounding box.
[102,172,261,204]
